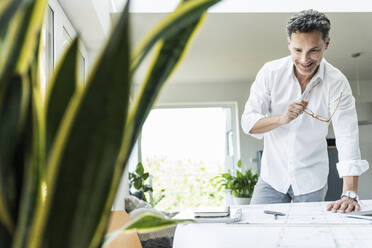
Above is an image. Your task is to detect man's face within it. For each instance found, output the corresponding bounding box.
[288,30,330,78]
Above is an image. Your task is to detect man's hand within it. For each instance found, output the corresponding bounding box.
[279,100,308,124]
[327,197,360,213]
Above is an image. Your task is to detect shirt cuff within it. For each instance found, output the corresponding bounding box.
[241,113,265,140]
[336,160,369,178]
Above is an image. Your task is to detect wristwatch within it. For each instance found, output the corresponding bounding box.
[341,190,359,202]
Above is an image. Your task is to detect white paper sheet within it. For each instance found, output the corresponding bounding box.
[173,200,372,248]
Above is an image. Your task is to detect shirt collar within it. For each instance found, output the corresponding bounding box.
[287,57,326,85]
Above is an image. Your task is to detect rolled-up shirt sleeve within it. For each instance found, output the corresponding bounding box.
[331,77,369,177]
[241,64,271,140]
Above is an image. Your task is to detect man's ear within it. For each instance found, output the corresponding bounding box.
[287,37,291,50]
[325,37,330,50]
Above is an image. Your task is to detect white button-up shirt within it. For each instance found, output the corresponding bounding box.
[241,56,369,196]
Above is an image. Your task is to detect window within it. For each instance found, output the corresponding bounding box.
[140,106,237,212]
[62,26,72,48]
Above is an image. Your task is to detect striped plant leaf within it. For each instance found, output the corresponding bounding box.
[124,213,192,233]
[0,2,46,245]
[27,3,131,248]
[123,5,208,179]
[15,0,47,75]
[12,35,46,248]
[97,1,216,246]
[103,213,193,247]
[13,80,45,248]
[0,74,26,246]
[0,0,47,84]
[0,1,10,13]
[45,38,79,156]
[0,0,221,247]
[0,0,24,55]
[0,0,24,36]
[131,0,220,74]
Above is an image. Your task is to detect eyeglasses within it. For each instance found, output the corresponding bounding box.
[302,81,343,122]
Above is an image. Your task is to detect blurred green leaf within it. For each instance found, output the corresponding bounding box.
[0,0,221,246]
[0,0,23,35]
[29,3,131,248]
[45,38,79,157]
[0,0,47,83]
[0,0,46,244]
[0,74,25,246]
[121,1,221,182]
[103,213,192,247]
[125,213,192,233]
[131,0,220,74]
[12,33,45,248]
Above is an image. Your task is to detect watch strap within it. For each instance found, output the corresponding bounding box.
[341,190,359,202]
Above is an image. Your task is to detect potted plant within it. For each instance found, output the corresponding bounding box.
[129,162,154,202]
[0,0,220,247]
[129,162,166,206]
[213,160,259,205]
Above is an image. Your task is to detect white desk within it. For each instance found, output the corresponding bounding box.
[173,200,372,248]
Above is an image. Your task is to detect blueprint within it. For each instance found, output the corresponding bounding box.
[173,200,372,248]
[236,200,372,225]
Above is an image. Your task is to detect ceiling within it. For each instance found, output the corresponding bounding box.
[127,12,372,85]
[58,0,112,50]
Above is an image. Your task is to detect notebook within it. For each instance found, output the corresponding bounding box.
[194,206,230,218]
[193,208,242,223]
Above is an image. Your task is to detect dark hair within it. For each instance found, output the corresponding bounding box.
[286,9,330,41]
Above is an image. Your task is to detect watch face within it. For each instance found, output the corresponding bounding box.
[349,191,356,198]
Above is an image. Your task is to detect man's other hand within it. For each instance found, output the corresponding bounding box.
[279,100,308,124]
[327,197,360,213]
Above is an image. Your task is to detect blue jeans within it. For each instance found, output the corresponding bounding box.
[250,177,328,204]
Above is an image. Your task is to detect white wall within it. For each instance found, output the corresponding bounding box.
[350,80,372,199]
[92,0,112,38]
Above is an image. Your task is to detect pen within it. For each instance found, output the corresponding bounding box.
[264,210,286,220]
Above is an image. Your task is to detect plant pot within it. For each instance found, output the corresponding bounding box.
[232,197,251,205]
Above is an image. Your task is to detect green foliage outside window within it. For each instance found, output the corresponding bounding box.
[143,156,225,212]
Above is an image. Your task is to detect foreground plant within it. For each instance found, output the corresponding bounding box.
[0,0,220,247]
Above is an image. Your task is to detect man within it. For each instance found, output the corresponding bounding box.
[241,9,369,212]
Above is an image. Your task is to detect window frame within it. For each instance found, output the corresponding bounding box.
[137,102,240,172]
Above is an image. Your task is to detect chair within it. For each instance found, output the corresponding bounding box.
[106,211,142,248]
